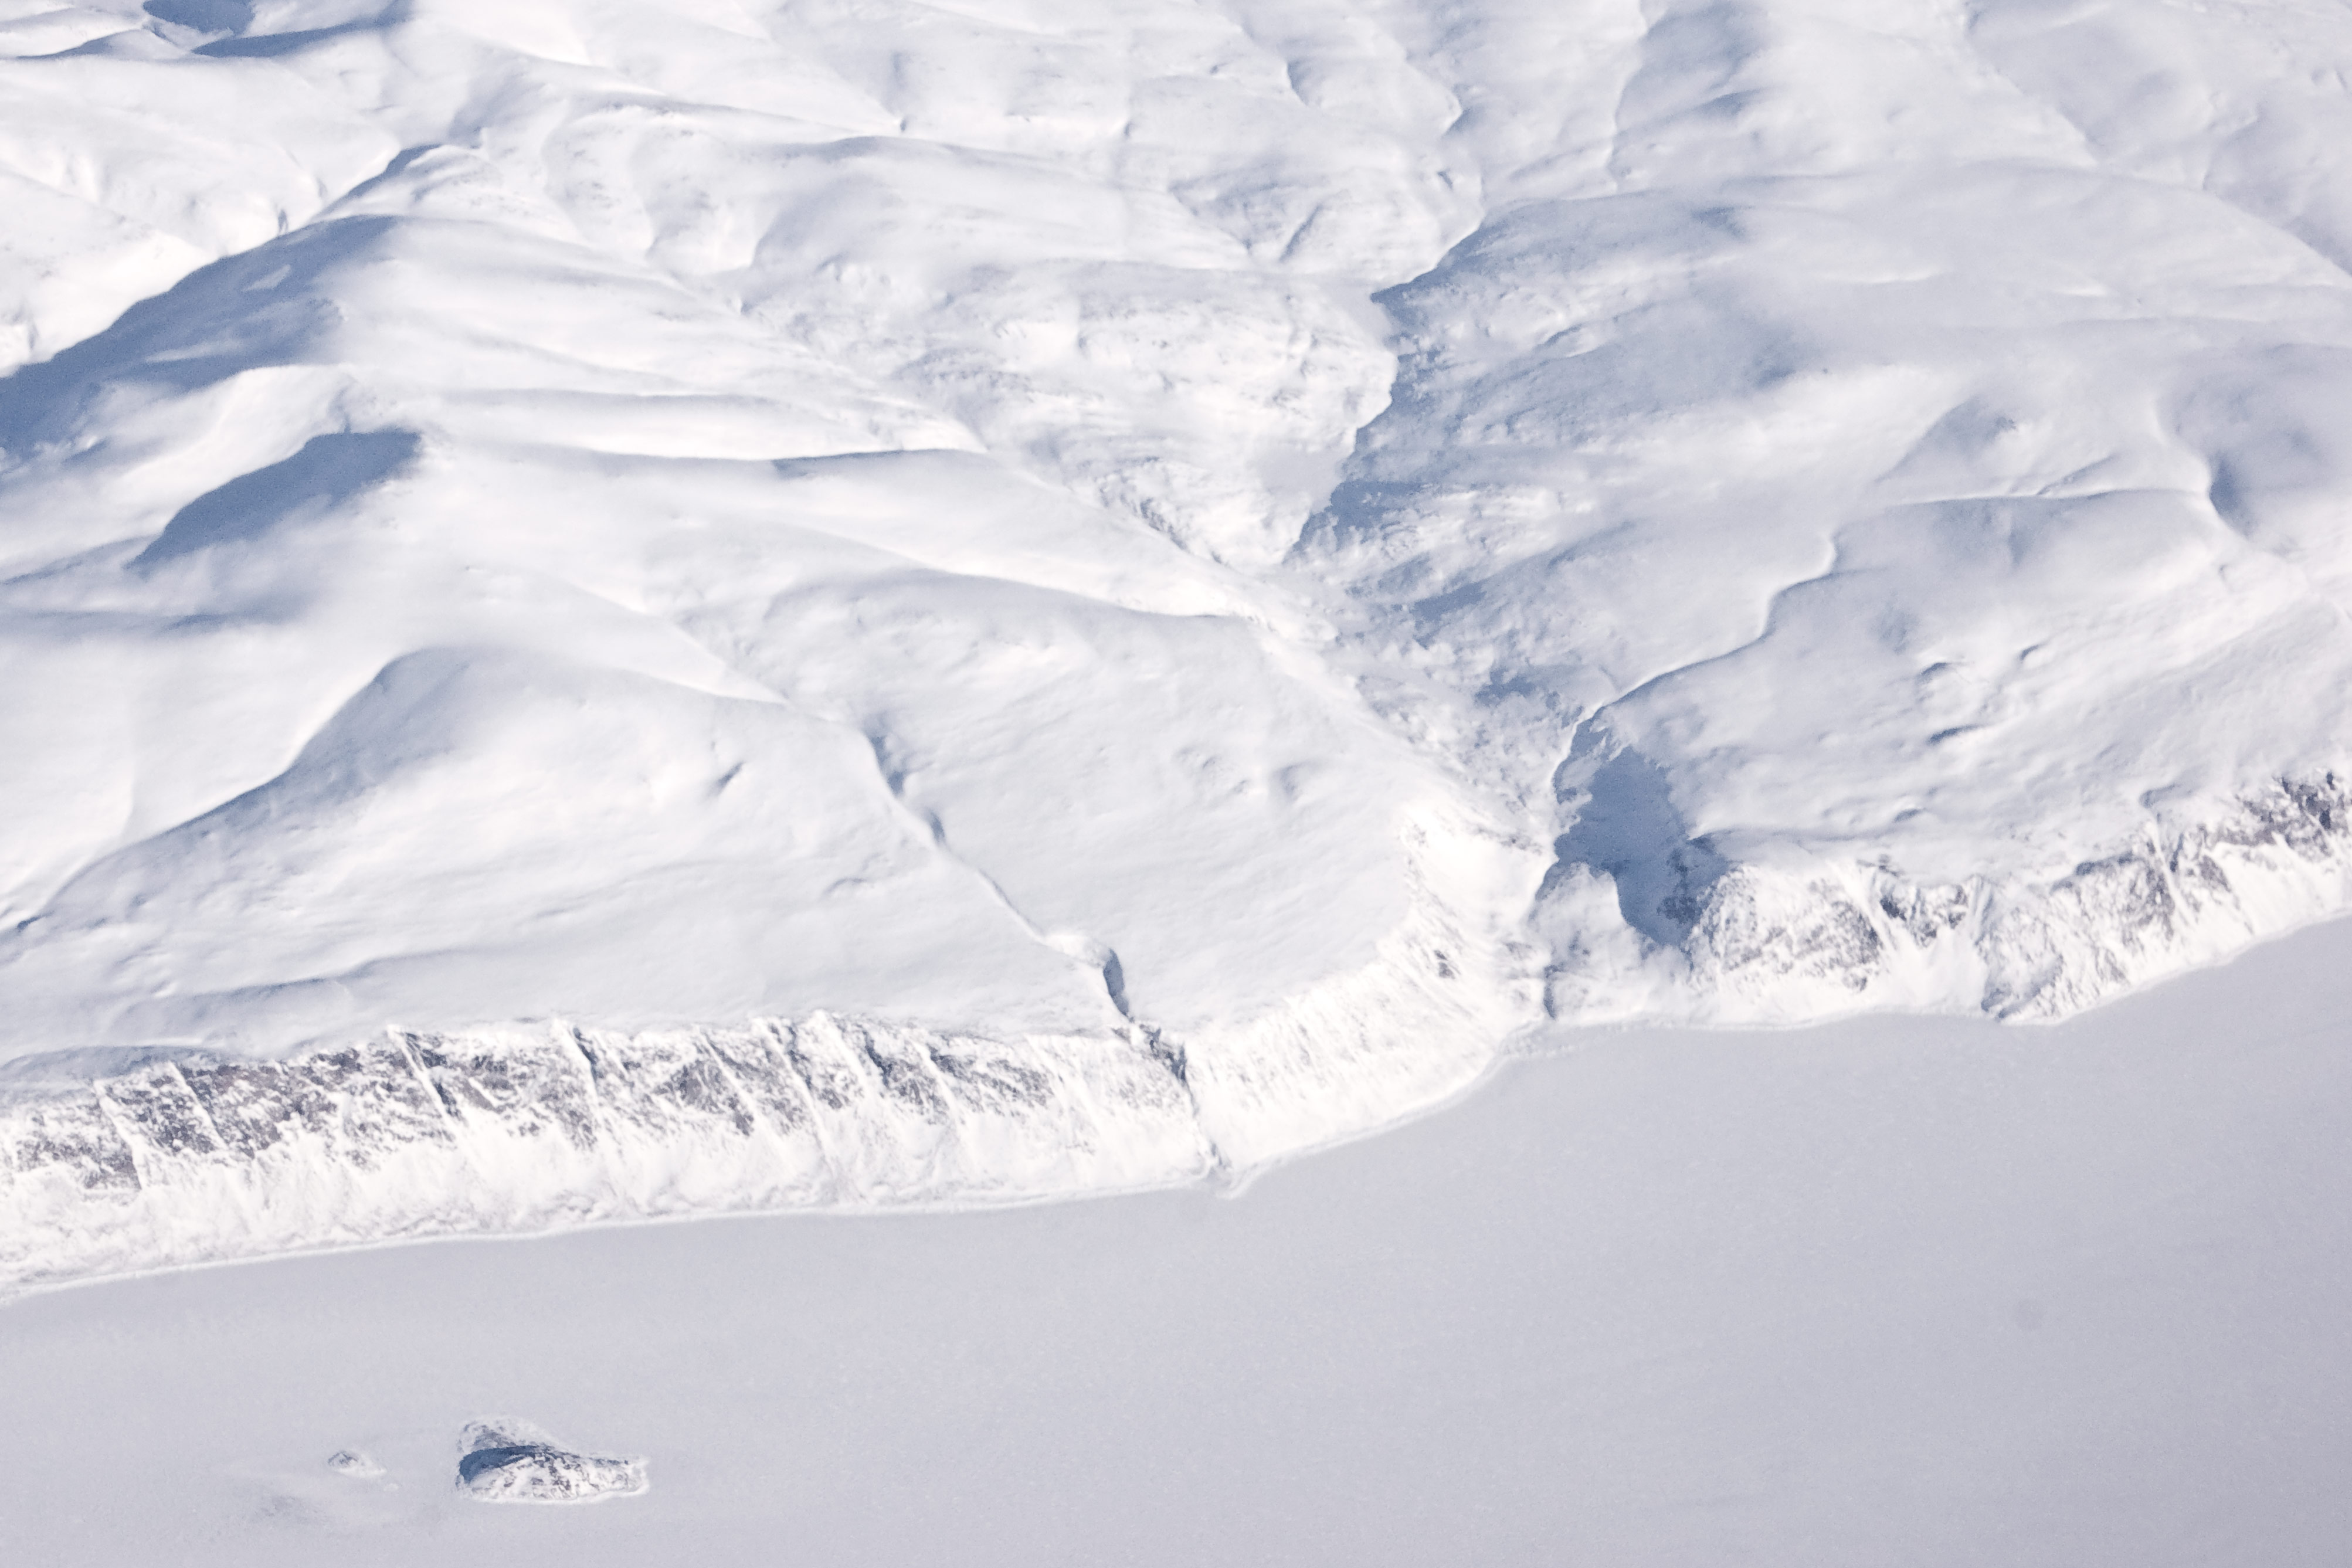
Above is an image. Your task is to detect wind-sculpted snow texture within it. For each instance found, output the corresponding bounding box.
[4,0,2352,1286]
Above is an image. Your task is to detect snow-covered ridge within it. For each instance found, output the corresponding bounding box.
[0,802,1523,1294]
[1540,771,2352,1023]
[0,851,1518,1295]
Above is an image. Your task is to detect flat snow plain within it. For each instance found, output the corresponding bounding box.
[5,916,2350,1564]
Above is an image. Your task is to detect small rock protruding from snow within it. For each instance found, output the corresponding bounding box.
[455,1419,646,1504]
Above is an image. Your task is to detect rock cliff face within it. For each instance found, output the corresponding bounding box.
[0,1020,1208,1292]
[1538,772,2352,1023]
[0,833,1522,1292]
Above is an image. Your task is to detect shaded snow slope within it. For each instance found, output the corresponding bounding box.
[3,0,2352,1282]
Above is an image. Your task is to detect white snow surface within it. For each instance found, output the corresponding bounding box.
[4,0,2352,1283]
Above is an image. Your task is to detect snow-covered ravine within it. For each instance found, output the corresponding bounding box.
[5,0,2352,1288]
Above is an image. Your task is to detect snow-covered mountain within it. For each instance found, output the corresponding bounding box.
[4,0,2350,1289]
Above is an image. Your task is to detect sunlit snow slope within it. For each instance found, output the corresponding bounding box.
[4,0,2351,1287]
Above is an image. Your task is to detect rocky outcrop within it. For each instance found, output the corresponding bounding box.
[1543,772,2352,1022]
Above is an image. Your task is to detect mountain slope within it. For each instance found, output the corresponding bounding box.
[3,0,2350,1285]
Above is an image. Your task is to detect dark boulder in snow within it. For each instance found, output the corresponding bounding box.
[456,1419,646,1503]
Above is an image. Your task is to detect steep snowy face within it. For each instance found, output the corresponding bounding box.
[4,0,2352,1282]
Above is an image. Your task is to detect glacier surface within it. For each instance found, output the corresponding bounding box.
[3,0,2351,1285]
